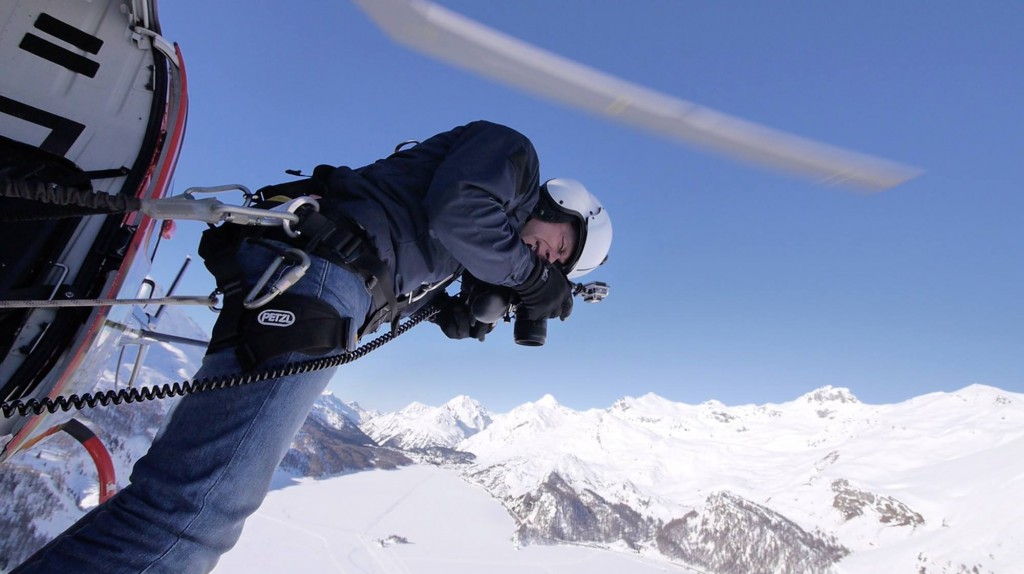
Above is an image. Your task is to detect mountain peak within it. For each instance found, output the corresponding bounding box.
[398,401,431,415]
[611,393,671,413]
[954,384,1015,404]
[443,394,484,412]
[801,386,859,405]
[535,394,561,408]
[361,396,492,451]
[446,394,475,404]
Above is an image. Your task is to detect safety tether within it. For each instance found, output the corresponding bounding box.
[1,176,140,221]
[1,304,439,418]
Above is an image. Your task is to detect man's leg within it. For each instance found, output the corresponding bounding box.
[14,350,336,574]
[13,249,372,574]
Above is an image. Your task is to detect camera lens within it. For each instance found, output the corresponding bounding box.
[514,317,547,346]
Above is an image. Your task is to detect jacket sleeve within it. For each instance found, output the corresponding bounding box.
[422,121,541,287]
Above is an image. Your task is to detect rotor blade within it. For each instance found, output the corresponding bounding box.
[353,0,922,191]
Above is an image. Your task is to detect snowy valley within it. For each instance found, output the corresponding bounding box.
[2,319,1022,573]
[356,386,1023,574]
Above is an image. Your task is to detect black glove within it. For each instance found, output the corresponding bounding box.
[431,294,495,341]
[513,257,573,321]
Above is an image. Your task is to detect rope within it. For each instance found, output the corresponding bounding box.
[1,304,440,418]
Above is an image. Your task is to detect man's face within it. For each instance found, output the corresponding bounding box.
[521,218,577,267]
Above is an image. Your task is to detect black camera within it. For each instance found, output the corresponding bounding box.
[464,274,609,347]
[467,288,545,346]
[510,281,608,346]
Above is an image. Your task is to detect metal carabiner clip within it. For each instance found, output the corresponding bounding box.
[278,196,321,238]
[243,247,311,309]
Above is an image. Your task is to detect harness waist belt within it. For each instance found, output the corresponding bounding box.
[258,208,401,336]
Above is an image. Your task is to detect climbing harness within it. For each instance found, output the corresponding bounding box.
[192,172,425,371]
[239,171,412,334]
[0,174,439,414]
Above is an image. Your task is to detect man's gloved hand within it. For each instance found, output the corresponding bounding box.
[431,294,495,341]
[513,257,573,321]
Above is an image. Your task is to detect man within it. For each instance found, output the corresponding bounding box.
[13,120,612,574]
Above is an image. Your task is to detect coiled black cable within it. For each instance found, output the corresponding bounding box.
[1,304,439,418]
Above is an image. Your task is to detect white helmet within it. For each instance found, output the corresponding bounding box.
[536,178,612,279]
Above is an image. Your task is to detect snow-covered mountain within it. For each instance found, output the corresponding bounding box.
[3,315,1022,574]
[279,391,412,479]
[358,385,1024,573]
[361,394,492,451]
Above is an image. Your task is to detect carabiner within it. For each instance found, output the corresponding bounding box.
[243,248,311,309]
[279,196,321,238]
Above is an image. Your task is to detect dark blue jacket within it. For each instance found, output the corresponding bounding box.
[318,120,541,315]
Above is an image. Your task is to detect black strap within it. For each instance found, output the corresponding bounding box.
[197,224,248,300]
[267,168,404,332]
[267,208,402,336]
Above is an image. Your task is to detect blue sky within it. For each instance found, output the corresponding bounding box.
[155,1,1022,413]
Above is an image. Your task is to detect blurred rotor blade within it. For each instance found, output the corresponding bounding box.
[353,0,922,191]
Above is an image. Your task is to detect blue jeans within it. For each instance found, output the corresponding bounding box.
[13,241,372,574]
